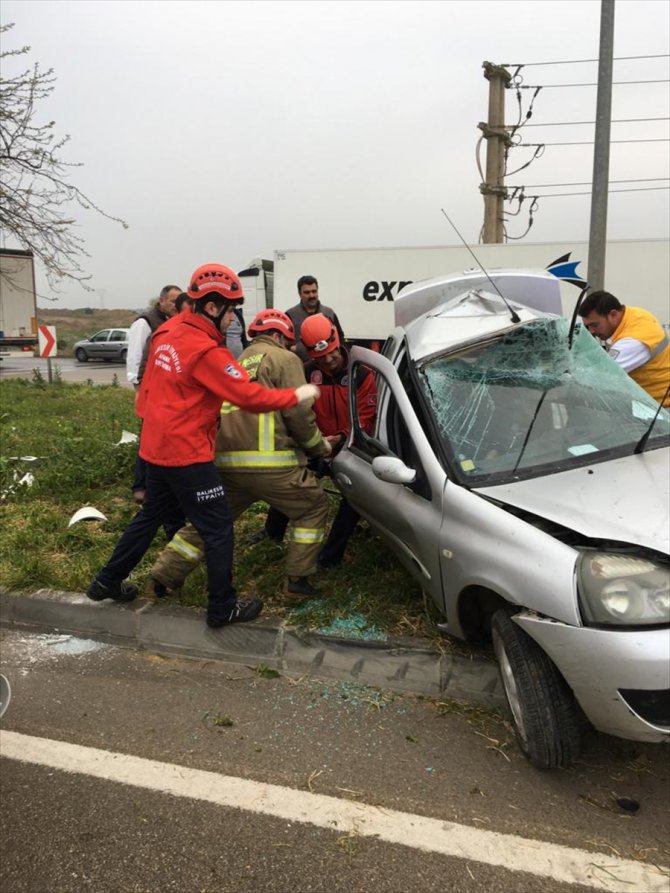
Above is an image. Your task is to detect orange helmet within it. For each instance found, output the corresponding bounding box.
[187,263,244,304]
[300,313,340,357]
[248,309,295,343]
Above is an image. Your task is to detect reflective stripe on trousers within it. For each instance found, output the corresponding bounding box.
[289,527,325,545]
[166,533,203,562]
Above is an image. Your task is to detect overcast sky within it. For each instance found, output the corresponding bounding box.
[2,0,669,309]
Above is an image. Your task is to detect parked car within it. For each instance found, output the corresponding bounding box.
[333,269,670,769]
[73,328,129,363]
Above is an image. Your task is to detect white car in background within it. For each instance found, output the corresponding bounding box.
[333,269,670,768]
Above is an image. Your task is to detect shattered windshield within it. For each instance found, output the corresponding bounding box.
[419,317,670,485]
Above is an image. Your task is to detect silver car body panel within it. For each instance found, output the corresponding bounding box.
[477,449,670,555]
[395,269,563,336]
[437,481,581,629]
[515,614,670,741]
[334,349,447,591]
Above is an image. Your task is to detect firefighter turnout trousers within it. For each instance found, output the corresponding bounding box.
[150,466,329,590]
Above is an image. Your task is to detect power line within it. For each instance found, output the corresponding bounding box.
[511,187,670,198]
[502,54,670,66]
[506,117,669,127]
[515,80,670,88]
[518,139,670,146]
[507,178,670,188]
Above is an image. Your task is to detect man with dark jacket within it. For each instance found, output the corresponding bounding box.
[86,264,320,628]
[286,275,345,362]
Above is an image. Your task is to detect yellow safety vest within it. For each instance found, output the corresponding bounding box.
[611,306,670,405]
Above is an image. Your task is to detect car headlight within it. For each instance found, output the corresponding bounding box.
[578,552,670,626]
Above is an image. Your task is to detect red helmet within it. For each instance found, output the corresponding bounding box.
[248,309,295,343]
[187,263,244,304]
[300,313,340,357]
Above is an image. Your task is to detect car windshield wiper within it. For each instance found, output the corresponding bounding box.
[633,384,670,455]
[511,389,549,476]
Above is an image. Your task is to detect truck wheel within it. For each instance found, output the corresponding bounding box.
[75,348,88,363]
[491,609,581,769]
[120,349,127,362]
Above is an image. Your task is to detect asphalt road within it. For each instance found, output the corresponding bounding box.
[1,628,668,893]
[0,355,132,388]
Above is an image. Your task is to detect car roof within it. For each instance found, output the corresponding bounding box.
[394,269,563,361]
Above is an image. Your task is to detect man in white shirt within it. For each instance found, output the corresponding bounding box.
[126,285,181,387]
[127,284,181,503]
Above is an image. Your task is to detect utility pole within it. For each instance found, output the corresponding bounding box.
[587,0,615,291]
[479,61,511,243]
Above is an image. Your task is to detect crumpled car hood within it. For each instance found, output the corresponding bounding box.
[476,448,670,555]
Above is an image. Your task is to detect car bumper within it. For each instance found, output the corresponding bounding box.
[515,614,670,743]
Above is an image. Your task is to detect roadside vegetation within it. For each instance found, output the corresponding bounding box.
[0,377,441,639]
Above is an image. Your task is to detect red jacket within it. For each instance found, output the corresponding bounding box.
[137,311,298,466]
[305,348,377,442]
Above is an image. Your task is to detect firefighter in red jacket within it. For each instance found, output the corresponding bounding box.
[263,313,377,566]
[147,308,332,601]
[86,263,319,628]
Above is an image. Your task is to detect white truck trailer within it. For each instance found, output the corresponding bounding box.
[238,239,670,342]
[0,249,38,356]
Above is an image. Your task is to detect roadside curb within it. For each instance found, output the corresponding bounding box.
[0,590,504,707]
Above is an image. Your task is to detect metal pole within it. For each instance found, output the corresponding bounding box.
[480,62,511,243]
[587,0,615,292]
[46,357,53,384]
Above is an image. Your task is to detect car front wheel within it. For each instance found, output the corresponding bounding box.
[75,348,88,363]
[120,348,127,362]
[491,609,581,769]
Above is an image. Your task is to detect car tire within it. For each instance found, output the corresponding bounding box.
[75,348,88,363]
[120,349,127,363]
[491,609,581,769]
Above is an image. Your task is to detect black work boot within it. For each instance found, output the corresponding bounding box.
[149,578,169,599]
[87,579,138,603]
[207,598,263,629]
[285,576,319,603]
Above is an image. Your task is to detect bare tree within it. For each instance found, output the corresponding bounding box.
[0,24,128,290]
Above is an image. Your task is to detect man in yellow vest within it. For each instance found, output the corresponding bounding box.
[579,291,670,406]
[148,309,332,601]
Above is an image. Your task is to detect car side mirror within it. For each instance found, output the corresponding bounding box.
[371,456,417,485]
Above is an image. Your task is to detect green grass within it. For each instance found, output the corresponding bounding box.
[0,379,440,638]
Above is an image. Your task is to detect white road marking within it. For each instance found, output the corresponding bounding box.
[1,730,667,892]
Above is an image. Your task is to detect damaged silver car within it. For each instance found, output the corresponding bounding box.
[333,269,670,769]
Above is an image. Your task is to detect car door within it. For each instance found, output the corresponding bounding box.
[332,345,447,604]
[88,330,111,359]
[110,330,128,361]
